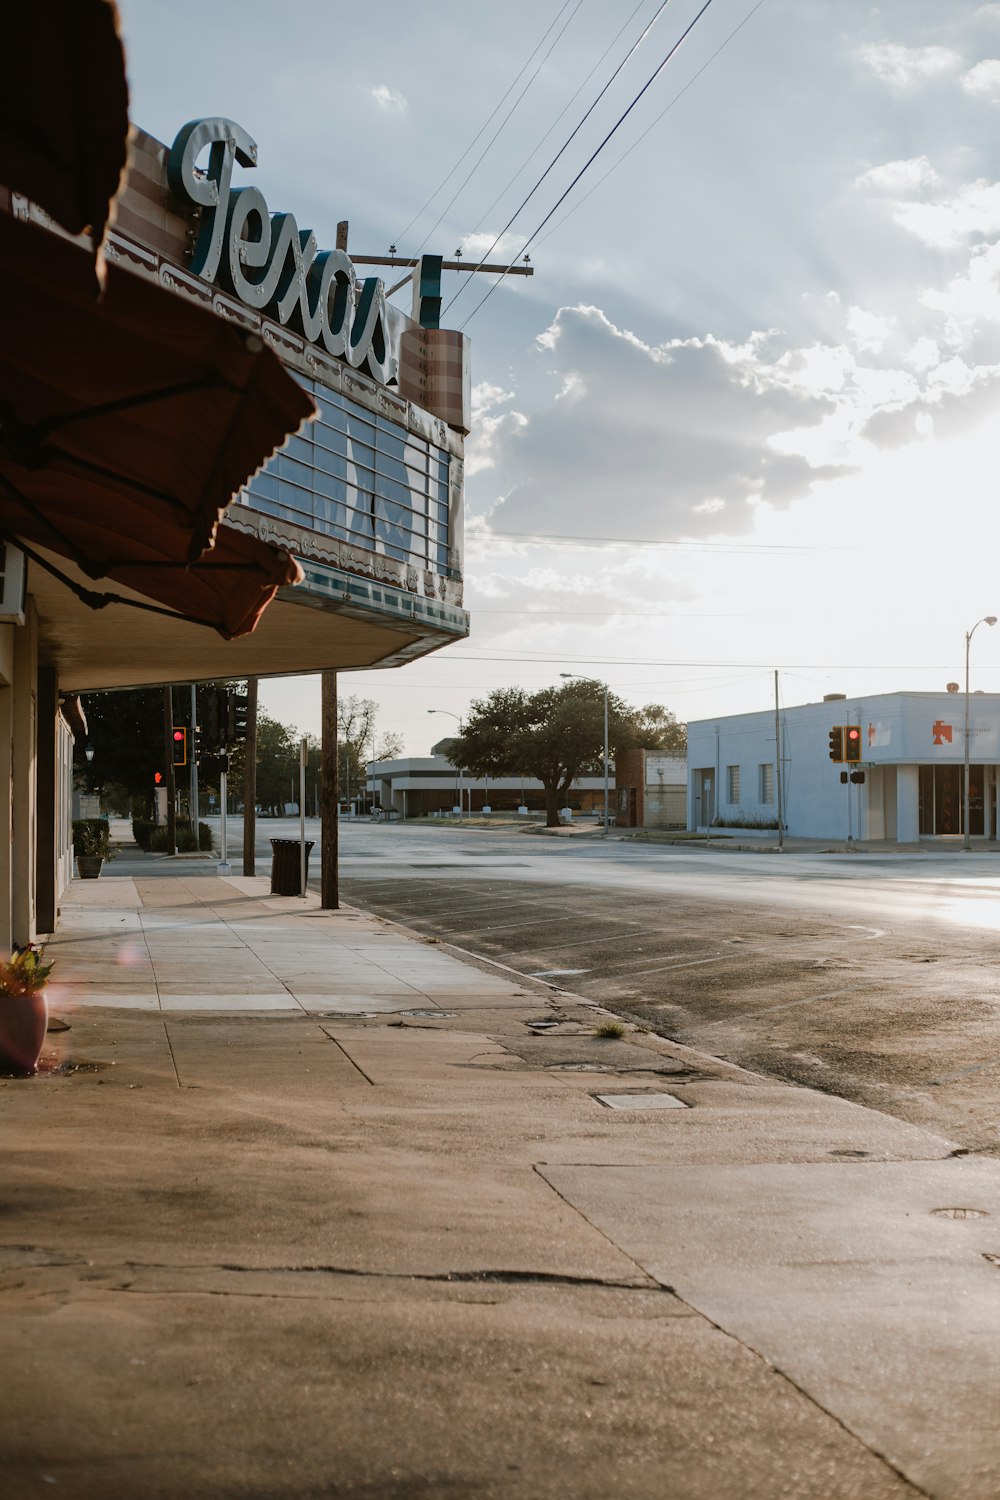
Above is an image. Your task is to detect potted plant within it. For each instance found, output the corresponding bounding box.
[0,943,54,1075]
[72,817,113,879]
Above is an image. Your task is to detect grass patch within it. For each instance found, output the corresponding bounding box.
[594,1020,626,1039]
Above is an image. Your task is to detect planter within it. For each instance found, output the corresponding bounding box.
[76,855,103,879]
[0,989,49,1075]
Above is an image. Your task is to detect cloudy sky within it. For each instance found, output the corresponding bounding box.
[118,0,1000,748]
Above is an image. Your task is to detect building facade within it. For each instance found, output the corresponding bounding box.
[369,758,607,819]
[688,690,1000,841]
[0,57,472,950]
[615,749,687,829]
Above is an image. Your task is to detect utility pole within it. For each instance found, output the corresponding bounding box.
[774,670,784,852]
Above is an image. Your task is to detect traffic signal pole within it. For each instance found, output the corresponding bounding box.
[162,686,176,855]
[189,683,199,835]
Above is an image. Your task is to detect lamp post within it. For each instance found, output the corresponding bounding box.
[427,709,464,817]
[964,615,997,851]
[560,673,609,836]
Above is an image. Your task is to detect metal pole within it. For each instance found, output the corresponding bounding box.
[189,683,199,837]
[299,737,307,897]
[962,616,996,849]
[219,770,230,874]
[851,720,857,852]
[964,630,972,851]
[602,687,609,836]
[774,669,784,851]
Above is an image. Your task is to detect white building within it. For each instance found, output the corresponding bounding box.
[687,690,1000,842]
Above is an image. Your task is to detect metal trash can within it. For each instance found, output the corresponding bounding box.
[269,838,314,896]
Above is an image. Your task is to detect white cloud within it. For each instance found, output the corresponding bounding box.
[369,84,407,112]
[978,4,1000,20]
[921,239,1000,330]
[457,231,527,262]
[961,58,1000,101]
[474,306,846,542]
[887,179,1000,247]
[847,305,894,353]
[855,156,941,193]
[857,41,962,90]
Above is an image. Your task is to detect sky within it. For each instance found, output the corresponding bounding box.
[116,0,1000,751]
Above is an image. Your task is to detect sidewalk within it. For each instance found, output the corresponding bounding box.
[3,864,1000,1498]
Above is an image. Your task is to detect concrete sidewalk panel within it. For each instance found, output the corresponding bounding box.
[540,1157,1000,1499]
[0,1274,919,1500]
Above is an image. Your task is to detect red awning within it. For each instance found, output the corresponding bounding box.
[0,1,129,248]
[0,210,314,638]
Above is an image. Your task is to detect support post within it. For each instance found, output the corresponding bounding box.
[320,670,339,909]
[242,678,258,876]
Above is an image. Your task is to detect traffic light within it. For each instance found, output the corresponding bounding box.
[226,690,249,743]
[154,771,163,785]
[844,725,862,764]
[828,726,844,762]
[172,726,187,767]
[200,685,227,749]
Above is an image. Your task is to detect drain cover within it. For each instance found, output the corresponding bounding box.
[594,1092,688,1110]
[400,1009,458,1019]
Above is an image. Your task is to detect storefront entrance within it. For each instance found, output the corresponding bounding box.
[918,765,991,836]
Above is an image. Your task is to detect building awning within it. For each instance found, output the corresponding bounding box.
[0,1,129,252]
[0,210,314,638]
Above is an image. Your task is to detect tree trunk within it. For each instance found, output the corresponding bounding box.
[543,783,561,827]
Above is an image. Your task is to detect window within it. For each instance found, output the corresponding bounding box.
[726,765,740,803]
[759,763,774,805]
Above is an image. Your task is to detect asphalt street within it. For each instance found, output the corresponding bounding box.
[236,818,1000,1159]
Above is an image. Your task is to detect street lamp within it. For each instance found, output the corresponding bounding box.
[84,744,94,763]
[427,709,464,817]
[560,673,609,836]
[964,614,997,851]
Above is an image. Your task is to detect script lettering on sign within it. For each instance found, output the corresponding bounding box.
[168,118,395,386]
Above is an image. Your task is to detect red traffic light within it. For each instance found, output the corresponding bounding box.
[844,726,862,764]
[154,771,163,785]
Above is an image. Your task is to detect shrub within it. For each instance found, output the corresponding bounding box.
[132,818,154,851]
[72,818,113,860]
[199,821,213,851]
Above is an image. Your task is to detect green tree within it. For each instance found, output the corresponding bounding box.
[451,680,655,828]
[624,703,687,755]
[76,687,168,814]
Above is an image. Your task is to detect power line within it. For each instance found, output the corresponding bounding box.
[443,0,676,316]
[469,527,857,554]
[461,0,719,328]
[459,0,717,329]
[412,0,585,258]
[457,0,651,256]
[394,0,579,248]
[536,0,767,250]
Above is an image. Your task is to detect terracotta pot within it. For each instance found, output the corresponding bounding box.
[76,855,103,879]
[0,989,49,1075]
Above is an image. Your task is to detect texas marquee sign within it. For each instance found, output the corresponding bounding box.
[168,117,395,387]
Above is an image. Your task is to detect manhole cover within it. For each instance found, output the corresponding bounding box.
[594,1092,688,1110]
[930,1207,990,1220]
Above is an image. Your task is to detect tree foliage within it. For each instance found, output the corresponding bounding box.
[452,682,686,825]
[450,681,685,827]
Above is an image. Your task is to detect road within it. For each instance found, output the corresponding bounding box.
[265,818,1000,1159]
